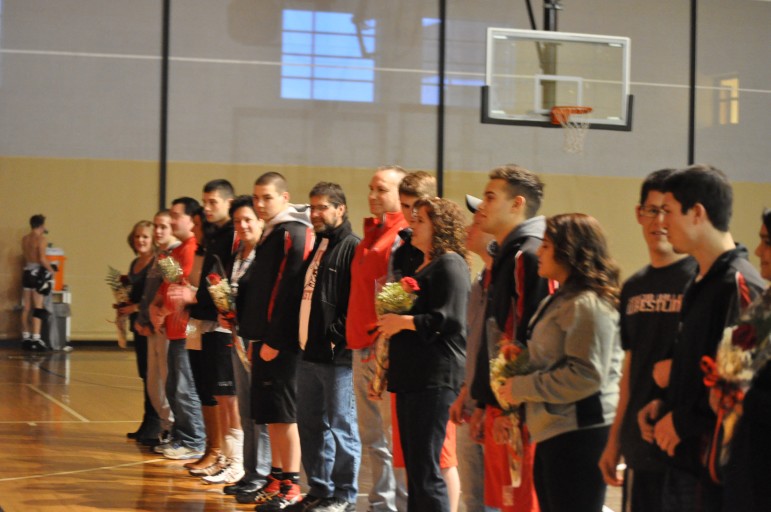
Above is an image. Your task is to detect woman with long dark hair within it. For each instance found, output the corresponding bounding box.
[377,197,470,512]
[498,213,624,512]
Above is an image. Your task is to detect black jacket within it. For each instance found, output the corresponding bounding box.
[471,216,550,408]
[390,228,424,279]
[387,252,470,393]
[236,218,313,351]
[662,245,765,476]
[302,220,360,365]
[191,221,235,321]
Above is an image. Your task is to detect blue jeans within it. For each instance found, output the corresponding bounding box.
[297,359,361,503]
[232,341,271,484]
[165,339,205,450]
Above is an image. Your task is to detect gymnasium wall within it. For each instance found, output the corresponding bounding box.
[1,0,769,341]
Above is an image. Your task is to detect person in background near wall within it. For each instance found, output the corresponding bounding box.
[598,169,697,512]
[499,213,624,512]
[378,197,470,512]
[120,220,162,443]
[21,213,56,351]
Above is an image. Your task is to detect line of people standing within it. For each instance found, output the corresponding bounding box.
[117,163,769,512]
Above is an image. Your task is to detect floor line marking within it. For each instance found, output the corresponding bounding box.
[0,458,166,482]
[25,384,90,422]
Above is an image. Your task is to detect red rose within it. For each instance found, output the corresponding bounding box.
[208,273,222,285]
[119,275,131,286]
[731,323,756,350]
[400,277,420,293]
[501,343,522,361]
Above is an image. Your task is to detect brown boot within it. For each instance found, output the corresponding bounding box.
[183,405,222,470]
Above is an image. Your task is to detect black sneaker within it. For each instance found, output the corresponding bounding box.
[284,495,322,511]
[225,479,262,496]
[29,338,50,351]
[236,475,281,504]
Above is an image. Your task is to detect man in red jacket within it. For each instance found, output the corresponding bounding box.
[346,165,408,512]
[157,197,206,460]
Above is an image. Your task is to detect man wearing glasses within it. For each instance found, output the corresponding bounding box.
[598,169,697,512]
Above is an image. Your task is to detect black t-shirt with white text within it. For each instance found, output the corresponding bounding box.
[619,257,697,470]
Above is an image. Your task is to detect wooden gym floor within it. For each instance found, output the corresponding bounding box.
[0,344,620,512]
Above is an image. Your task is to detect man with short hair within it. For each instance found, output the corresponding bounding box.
[346,165,408,512]
[470,164,549,512]
[390,171,437,279]
[181,179,247,484]
[21,214,56,351]
[158,197,207,460]
[637,165,765,512]
[237,172,314,511]
[598,169,697,512]
[291,182,361,512]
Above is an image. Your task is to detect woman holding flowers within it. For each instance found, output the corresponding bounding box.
[377,197,470,512]
[119,220,161,441]
[721,208,771,512]
[497,213,623,512]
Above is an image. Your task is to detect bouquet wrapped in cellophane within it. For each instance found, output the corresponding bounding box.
[368,276,420,398]
[701,288,771,483]
[106,266,132,348]
[490,338,532,488]
[206,271,250,373]
[157,254,183,283]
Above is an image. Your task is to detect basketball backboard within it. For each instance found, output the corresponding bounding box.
[482,28,633,131]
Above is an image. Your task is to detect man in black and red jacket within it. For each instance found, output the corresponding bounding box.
[236,172,314,511]
[469,164,550,512]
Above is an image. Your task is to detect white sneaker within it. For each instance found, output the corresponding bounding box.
[162,443,204,460]
[202,460,245,484]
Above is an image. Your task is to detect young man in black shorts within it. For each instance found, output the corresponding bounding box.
[238,172,314,510]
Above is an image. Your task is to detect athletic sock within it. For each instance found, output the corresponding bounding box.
[22,332,31,340]
[282,471,300,485]
[31,334,41,341]
[270,467,282,481]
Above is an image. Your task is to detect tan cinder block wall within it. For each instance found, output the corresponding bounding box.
[2,157,769,341]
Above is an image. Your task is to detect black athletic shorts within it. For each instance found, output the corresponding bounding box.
[251,343,299,424]
[201,330,236,398]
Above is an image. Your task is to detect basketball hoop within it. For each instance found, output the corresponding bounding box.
[551,106,593,154]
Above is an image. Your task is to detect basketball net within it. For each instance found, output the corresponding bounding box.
[551,106,593,154]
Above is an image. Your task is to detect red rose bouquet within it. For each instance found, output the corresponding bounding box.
[490,337,532,488]
[369,276,420,398]
[701,287,771,483]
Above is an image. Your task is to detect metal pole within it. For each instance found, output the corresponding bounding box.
[436,0,446,196]
[159,0,170,210]
[688,0,697,164]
